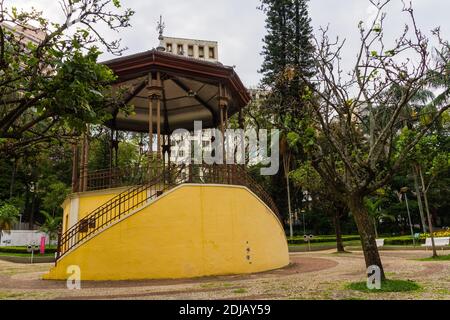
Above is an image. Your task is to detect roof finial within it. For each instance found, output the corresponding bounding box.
[156,15,166,52]
[157,15,165,40]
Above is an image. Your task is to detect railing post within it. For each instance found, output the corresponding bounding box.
[189,163,193,183]
[55,229,62,265]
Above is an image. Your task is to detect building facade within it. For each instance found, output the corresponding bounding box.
[161,36,219,62]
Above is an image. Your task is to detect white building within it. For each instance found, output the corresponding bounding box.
[161,36,219,63]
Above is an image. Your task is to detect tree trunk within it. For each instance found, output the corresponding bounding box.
[9,158,16,198]
[348,193,386,281]
[286,174,293,238]
[29,191,36,230]
[413,165,427,233]
[419,165,438,258]
[373,217,379,239]
[333,207,345,253]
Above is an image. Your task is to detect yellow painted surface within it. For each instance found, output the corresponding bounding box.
[62,187,128,232]
[45,185,289,280]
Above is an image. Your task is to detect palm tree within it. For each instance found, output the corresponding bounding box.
[364,197,395,238]
[0,204,19,244]
[39,211,62,242]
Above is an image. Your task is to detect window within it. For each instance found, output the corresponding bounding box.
[188,45,194,57]
[166,43,172,52]
[198,46,204,58]
[178,150,185,157]
[202,141,210,148]
[209,47,215,59]
[177,44,184,55]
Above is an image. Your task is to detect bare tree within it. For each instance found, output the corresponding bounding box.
[301,0,449,279]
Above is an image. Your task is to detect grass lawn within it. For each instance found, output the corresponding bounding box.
[418,254,450,261]
[347,279,421,293]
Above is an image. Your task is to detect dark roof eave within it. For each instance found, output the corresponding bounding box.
[101,49,251,107]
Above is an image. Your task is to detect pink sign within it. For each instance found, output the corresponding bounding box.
[40,236,46,254]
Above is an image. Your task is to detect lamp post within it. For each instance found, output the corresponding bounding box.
[400,187,415,247]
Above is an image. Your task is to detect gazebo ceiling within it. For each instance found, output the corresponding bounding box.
[102,49,251,134]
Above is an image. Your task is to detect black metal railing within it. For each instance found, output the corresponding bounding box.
[85,163,165,191]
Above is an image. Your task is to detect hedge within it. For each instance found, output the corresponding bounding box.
[287,235,361,245]
[0,246,57,254]
[384,237,424,246]
[287,235,426,246]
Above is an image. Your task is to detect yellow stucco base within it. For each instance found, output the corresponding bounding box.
[44,184,289,281]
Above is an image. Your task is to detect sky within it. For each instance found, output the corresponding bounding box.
[8,0,450,87]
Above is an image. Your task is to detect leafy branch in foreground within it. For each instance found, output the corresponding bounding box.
[0,0,134,156]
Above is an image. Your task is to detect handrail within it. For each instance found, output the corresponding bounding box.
[85,164,165,191]
[57,165,185,260]
[57,164,280,261]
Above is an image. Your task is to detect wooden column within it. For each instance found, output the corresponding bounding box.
[148,96,154,157]
[147,71,164,176]
[157,97,161,156]
[108,128,114,188]
[167,134,172,168]
[218,84,229,168]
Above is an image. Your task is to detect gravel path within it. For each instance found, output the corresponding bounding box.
[0,250,448,300]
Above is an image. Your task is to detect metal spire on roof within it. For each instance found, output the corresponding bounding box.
[156,15,166,51]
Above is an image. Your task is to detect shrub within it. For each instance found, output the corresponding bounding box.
[0,246,57,254]
[420,230,450,238]
[287,235,360,245]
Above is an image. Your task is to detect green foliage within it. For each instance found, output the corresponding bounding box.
[0,1,134,155]
[347,280,420,293]
[259,0,315,116]
[418,254,450,261]
[0,203,20,233]
[290,161,321,191]
[41,182,70,215]
[364,197,395,223]
[0,246,57,254]
[287,235,360,245]
[39,211,62,240]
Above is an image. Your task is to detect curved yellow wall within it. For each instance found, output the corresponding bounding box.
[44,184,289,281]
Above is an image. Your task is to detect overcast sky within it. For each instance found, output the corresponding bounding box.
[9,0,450,87]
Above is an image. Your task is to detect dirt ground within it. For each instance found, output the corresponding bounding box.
[0,250,448,300]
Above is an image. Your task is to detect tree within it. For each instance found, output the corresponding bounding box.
[259,0,316,230]
[41,181,70,216]
[0,202,19,243]
[402,129,449,257]
[39,210,62,242]
[291,160,348,252]
[298,1,449,279]
[0,0,134,155]
[259,0,315,117]
[364,196,395,238]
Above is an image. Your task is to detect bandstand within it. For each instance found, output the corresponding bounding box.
[44,44,289,281]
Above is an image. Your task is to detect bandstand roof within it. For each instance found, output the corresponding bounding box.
[102,49,251,134]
